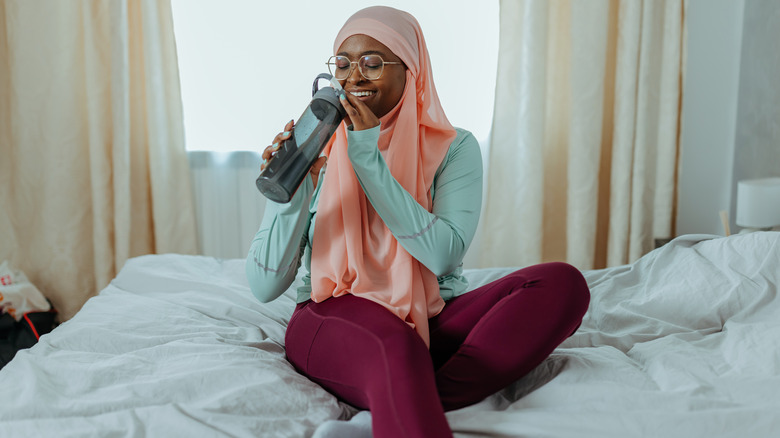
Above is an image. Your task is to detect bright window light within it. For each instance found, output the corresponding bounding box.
[171,0,499,151]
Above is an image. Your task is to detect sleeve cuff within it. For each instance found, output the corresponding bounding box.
[346,124,381,142]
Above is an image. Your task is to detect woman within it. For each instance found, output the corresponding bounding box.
[247,6,590,438]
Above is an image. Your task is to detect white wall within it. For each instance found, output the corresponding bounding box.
[730,0,780,229]
[677,0,780,236]
[172,0,498,152]
[676,0,745,236]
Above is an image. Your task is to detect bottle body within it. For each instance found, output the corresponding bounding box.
[256,76,345,203]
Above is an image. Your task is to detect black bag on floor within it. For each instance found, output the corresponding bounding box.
[0,310,57,369]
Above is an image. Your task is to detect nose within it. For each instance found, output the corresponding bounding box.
[347,62,364,84]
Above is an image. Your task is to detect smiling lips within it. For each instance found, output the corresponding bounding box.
[349,90,376,97]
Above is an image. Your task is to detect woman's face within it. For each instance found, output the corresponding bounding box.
[336,35,407,119]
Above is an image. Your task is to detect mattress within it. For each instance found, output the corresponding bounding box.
[1,232,779,437]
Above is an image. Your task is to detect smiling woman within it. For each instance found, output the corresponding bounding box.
[171,0,498,151]
[333,35,407,125]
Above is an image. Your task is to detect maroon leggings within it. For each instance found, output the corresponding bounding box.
[285,262,590,438]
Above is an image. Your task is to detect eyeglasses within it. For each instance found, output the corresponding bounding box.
[326,55,403,81]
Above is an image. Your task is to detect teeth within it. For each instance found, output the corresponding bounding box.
[350,91,375,97]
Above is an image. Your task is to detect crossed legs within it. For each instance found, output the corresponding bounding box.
[285,262,590,438]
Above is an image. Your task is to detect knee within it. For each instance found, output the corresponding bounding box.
[548,262,590,315]
[518,262,590,314]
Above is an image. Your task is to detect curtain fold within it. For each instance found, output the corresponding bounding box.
[480,0,682,270]
[0,0,197,320]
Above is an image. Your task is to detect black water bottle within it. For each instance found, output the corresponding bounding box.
[255,73,347,203]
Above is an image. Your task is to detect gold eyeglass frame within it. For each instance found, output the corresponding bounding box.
[326,55,403,81]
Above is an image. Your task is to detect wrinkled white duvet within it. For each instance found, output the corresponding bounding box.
[1,232,778,437]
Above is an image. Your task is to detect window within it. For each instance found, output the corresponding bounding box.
[172,0,498,151]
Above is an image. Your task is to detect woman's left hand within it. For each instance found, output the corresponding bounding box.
[339,91,380,131]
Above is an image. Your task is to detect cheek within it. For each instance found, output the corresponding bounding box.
[387,72,407,107]
[373,71,407,118]
[395,70,407,97]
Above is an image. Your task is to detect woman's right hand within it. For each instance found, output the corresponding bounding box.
[260,119,328,188]
[260,119,295,172]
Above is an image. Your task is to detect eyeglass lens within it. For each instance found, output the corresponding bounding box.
[328,55,385,80]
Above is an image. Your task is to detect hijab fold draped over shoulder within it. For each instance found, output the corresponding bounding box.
[310,6,456,346]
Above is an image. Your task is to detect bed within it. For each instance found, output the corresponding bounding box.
[1,232,779,437]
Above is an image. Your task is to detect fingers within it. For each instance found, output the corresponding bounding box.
[260,143,281,171]
[339,92,379,131]
[272,119,294,145]
[260,120,294,171]
[339,92,357,116]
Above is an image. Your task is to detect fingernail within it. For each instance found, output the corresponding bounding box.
[289,119,294,125]
[282,131,291,137]
[272,142,280,150]
[339,93,346,100]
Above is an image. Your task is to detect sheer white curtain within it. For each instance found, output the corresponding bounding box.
[0,0,197,320]
[479,0,683,270]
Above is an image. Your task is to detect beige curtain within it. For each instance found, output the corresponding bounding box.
[0,0,197,320]
[479,0,683,270]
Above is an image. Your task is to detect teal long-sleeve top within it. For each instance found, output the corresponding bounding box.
[246,125,483,304]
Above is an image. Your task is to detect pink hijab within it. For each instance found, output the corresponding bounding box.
[309,6,456,346]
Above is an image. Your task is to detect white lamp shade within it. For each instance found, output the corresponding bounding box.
[736,177,780,228]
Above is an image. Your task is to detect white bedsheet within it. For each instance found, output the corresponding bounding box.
[1,232,779,437]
